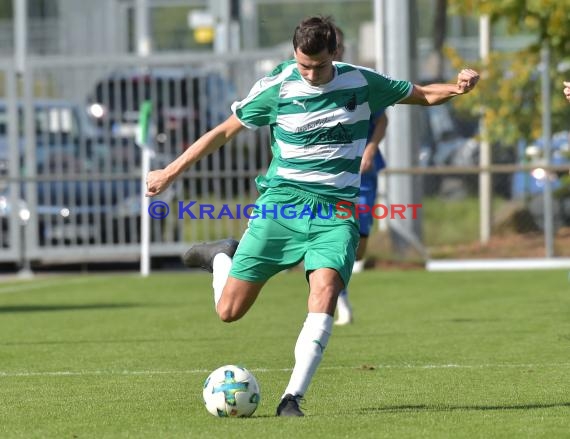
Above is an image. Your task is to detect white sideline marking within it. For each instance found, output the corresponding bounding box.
[426,258,570,271]
[1,363,569,378]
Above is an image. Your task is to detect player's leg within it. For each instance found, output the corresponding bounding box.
[335,288,353,325]
[183,239,282,322]
[335,173,377,325]
[215,276,265,322]
[336,234,363,325]
[353,171,377,272]
[277,213,358,416]
[183,238,265,321]
[277,267,343,416]
[356,235,369,260]
[184,193,305,322]
[337,233,370,324]
[350,234,368,273]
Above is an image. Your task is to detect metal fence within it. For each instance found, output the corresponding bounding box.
[0,49,285,266]
[1,49,569,269]
[378,162,570,263]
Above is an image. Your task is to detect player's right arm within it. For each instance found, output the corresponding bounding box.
[146,115,244,197]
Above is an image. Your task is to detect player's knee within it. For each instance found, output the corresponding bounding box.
[310,285,338,310]
[322,283,339,298]
[215,303,243,323]
[215,306,236,322]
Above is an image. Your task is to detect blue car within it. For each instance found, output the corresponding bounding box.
[510,131,570,230]
[86,67,236,150]
[511,131,570,199]
[0,99,174,248]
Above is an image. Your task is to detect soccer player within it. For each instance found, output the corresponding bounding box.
[334,26,389,325]
[146,15,480,417]
[564,81,570,102]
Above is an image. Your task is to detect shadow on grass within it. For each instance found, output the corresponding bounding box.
[363,401,570,413]
[0,335,236,346]
[448,318,500,323]
[0,303,142,313]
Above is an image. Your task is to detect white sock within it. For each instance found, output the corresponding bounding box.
[282,313,333,398]
[212,253,232,306]
[352,259,365,273]
[336,289,351,315]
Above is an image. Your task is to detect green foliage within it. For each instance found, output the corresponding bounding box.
[446,0,570,147]
[152,7,213,52]
[0,2,11,18]
[421,196,495,246]
[256,1,372,48]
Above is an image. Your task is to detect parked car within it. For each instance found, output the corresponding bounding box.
[511,131,570,198]
[0,99,174,248]
[511,131,570,230]
[418,103,477,197]
[85,67,236,150]
[0,187,29,249]
[84,67,261,197]
[87,67,258,196]
[418,102,513,198]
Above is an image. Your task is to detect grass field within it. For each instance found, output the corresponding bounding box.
[0,269,569,438]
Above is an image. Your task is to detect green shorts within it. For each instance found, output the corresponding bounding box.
[230,187,360,287]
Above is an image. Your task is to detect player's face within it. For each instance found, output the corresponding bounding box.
[294,48,335,86]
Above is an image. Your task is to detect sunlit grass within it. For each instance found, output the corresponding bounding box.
[0,270,568,438]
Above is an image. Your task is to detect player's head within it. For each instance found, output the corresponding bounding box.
[334,26,345,62]
[292,16,337,86]
[293,15,337,55]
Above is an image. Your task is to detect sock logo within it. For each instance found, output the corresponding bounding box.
[312,339,325,353]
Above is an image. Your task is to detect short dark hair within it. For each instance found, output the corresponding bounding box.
[292,16,337,55]
[334,25,345,49]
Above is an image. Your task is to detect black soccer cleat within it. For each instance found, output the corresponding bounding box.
[181,238,239,273]
[276,394,305,417]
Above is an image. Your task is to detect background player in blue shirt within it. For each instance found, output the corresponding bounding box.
[336,110,388,325]
[334,26,388,325]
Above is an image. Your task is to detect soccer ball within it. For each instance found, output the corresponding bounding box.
[202,365,260,417]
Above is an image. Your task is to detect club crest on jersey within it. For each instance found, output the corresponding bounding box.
[345,94,357,112]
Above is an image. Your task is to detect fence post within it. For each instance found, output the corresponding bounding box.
[138,101,153,277]
[541,44,554,257]
[479,15,492,244]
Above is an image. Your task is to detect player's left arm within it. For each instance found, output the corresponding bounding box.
[400,68,480,106]
[361,113,388,173]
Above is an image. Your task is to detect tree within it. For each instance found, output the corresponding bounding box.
[445,0,570,149]
[432,0,448,79]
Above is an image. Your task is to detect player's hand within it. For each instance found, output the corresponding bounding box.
[457,68,480,94]
[564,81,570,102]
[146,169,172,197]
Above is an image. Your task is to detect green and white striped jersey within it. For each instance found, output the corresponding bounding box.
[231,60,412,202]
